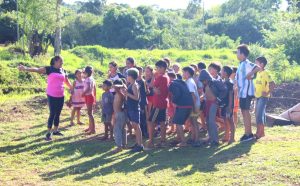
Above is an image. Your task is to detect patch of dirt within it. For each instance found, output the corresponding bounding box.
[267,82,300,114]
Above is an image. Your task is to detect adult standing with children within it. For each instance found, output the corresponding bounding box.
[18,56,72,141]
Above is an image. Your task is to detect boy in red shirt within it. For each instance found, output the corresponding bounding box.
[145,60,170,150]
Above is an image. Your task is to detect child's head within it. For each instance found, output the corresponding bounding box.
[109,61,118,73]
[167,71,177,81]
[182,66,195,80]
[230,66,238,79]
[155,60,168,74]
[190,64,198,73]
[120,78,127,85]
[102,79,112,91]
[163,58,171,68]
[126,57,135,68]
[255,56,268,69]
[113,79,124,92]
[221,66,233,79]
[172,63,181,73]
[199,69,212,86]
[197,62,206,71]
[176,73,183,80]
[136,66,143,78]
[237,44,250,61]
[50,56,63,68]
[84,66,93,77]
[145,66,153,79]
[208,62,221,78]
[74,69,82,80]
[126,68,139,83]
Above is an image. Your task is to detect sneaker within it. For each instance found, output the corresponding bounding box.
[240,134,254,142]
[45,133,52,141]
[131,145,144,153]
[53,131,64,136]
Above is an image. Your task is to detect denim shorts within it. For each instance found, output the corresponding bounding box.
[173,107,192,125]
[127,110,140,124]
[255,97,268,125]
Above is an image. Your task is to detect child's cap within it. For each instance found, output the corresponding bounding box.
[113,79,124,88]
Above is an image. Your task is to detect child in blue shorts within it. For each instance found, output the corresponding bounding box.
[124,68,144,152]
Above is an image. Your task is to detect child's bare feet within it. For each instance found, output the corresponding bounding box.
[84,128,90,132]
[85,130,96,135]
[69,122,75,127]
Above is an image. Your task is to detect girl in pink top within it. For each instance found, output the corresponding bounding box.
[82,66,97,135]
[69,69,85,126]
[18,56,72,141]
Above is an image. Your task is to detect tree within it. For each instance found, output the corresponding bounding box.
[54,0,63,56]
[184,0,202,19]
[78,0,106,15]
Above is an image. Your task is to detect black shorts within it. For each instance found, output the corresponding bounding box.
[200,100,205,111]
[173,107,192,125]
[149,107,167,123]
[239,96,253,110]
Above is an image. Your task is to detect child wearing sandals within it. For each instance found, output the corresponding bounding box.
[83,66,96,135]
[69,69,85,126]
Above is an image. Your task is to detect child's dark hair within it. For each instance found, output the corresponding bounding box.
[74,69,82,76]
[50,56,62,66]
[183,66,195,77]
[197,62,206,70]
[209,62,221,73]
[84,66,93,77]
[232,67,238,73]
[136,66,143,72]
[155,60,168,69]
[167,71,176,79]
[127,68,139,80]
[237,44,250,57]
[256,56,268,66]
[113,79,123,86]
[126,57,135,65]
[109,61,118,67]
[176,73,183,80]
[163,58,171,67]
[223,66,233,77]
[103,79,113,87]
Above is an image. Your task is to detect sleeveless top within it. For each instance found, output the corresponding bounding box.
[45,66,67,98]
[83,77,95,96]
[72,80,85,108]
[126,83,140,112]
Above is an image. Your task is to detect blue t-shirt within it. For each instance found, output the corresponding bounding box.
[101,91,114,115]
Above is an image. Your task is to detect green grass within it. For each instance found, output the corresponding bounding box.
[0,95,299,185]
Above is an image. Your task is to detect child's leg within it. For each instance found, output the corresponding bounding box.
[108,121,113,139]
[70,108,76,125]
[199,111,207,130]
[222,118,230,142]
[53,97,64,132]
[190,116,199,141]
[76,108,82,124]
[132,122,143,146]
[233,111,238,127]
[255,98,267,138]
[229,116,235,143]
[87,104,95,133]
[176,124,186,144]
[103,122,109,138]
[207,103,219,143]
[113,112,124,147]
[160,121,167,143]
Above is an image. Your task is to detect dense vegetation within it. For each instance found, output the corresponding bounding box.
[1,0,300,64]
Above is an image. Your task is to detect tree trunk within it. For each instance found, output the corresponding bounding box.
[54,0,62,56]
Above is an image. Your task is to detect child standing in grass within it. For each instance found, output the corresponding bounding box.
[183,66,201,147]
[124,68,144,152]
[254,57,275,139]
[221,66,235,144]
[145,66,154,117]
[231,67,239,127]
[83,66,96,135]
[69,69,85,126]
[112,79,127,153]
[166,71,177,135]
[100,80,114,140]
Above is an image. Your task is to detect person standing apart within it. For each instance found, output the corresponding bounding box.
[18,56,72,141]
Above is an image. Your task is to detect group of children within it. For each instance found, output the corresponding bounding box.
[68,44,275,153]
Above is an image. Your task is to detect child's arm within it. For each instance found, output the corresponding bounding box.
[18,65,46,74]
[228,89,234,114]
[127,84,140,101]
[246,66,261,80]
[64,76,72,89]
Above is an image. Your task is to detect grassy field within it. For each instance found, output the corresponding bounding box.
[0,95,299,186]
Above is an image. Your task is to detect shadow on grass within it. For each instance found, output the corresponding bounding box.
[41,139,255,181]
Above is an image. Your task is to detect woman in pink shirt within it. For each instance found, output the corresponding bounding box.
[18,56,72,141]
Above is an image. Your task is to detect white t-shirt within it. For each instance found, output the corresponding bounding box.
[109,73,121,93]
[84,77,95,95]
[186,78,201,108]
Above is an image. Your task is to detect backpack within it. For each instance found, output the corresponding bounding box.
[169,79,193,107]
[208,79,228,107]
